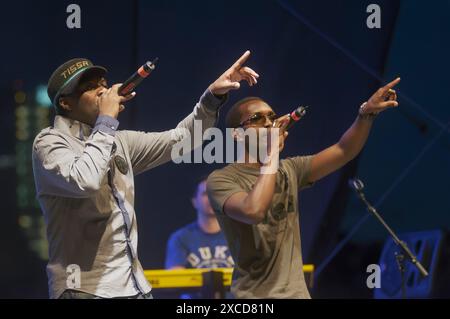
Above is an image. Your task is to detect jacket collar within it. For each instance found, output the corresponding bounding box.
[53,115,92,141]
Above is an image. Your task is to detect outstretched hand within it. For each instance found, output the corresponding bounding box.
[208,50,259,96]
[362,77,401,115]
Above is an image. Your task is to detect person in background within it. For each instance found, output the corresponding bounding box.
[165,177,234,270]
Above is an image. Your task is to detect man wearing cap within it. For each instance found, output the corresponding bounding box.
[32,52,259,299]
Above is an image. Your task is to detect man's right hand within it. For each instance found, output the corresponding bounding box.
[97,84,136,119]
[208,51,259,96]
[272,114,290,153]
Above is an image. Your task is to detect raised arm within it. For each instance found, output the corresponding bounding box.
[125,51,259,175]
[222,172,277,225]
[33,85,134,198]
[218,127,288,225]
[308,77,401,183]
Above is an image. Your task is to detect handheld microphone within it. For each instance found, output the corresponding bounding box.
[279,106,308,131]
[348,178,365,192]
[118,58,158,96]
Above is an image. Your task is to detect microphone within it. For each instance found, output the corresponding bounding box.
[280,106,309,131]
[118,58,158,96]
[348,178,365,192]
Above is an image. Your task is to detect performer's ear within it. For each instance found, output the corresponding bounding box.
[59,97,72,113]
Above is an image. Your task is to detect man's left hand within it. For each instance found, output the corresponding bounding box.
[363,77,401,115]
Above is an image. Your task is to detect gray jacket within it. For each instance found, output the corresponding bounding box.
[32,89,225,298]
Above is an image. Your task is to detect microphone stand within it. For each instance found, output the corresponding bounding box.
[350,179,428,299]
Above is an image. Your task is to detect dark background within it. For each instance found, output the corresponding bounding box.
[0,0,449,298]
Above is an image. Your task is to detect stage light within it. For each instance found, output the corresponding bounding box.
[14,91,26,104]
[35,84,52,107]
[18,215,32,229]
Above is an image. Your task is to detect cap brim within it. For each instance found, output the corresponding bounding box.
[54,65,107,105]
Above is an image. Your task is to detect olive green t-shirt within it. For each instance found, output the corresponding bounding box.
[206,156,314,299]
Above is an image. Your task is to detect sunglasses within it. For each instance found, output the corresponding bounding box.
[239,112,278,127]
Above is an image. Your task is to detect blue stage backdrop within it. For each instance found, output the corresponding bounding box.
[0,0,448,298]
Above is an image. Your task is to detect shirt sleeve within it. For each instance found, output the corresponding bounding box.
[283,155,315,190]
[206,169,246,216]
[32,115,118,198]
[123,89,227,176]
[165,232,189,269]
